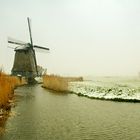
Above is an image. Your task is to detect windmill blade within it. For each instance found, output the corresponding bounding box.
[34,45,50,53]
[8,46,16,49]
[27,18,38,75]
[8,37,26,46]
[27,17,33,47]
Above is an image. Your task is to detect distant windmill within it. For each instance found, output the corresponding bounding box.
[8,17,49,83]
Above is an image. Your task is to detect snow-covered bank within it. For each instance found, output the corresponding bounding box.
[69,78,140,102]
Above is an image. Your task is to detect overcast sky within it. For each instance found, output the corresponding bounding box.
[0,0,140,76]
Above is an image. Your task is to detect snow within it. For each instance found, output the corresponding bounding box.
[68,77,140,102]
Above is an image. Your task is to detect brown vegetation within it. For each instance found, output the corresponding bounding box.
[43,75,68,92]
[43,74,83,92]
[0,71,22,108]
[0,70,26,134]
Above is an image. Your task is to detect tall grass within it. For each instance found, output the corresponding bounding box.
[43,74,83,92]
[0,71,21,108]
[43,75,68,92]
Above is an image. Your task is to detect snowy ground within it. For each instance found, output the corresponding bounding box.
[69,77,140,102]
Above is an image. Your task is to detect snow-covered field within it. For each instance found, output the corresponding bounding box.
[69,77,140,102]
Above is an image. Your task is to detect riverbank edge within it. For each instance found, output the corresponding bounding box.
[69,91,140,103]
[42,85,69,93]
[0,84,25,124]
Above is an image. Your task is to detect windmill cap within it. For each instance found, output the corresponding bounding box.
[15,44,29,51]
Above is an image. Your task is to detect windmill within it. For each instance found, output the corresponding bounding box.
[8,17,49,83]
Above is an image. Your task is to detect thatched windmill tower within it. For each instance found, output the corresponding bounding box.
[8,18,49,83]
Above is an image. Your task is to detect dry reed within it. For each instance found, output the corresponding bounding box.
[0,71,21,108]
[43,74,83,92]
[43,75,68,92]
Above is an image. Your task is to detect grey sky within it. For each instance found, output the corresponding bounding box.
[0,0,140,76]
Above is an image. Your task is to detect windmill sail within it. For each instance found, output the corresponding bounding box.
[34,45,50,53]
[27,17,33,47]
[34,45,49,50]
[27,17,38,76]
[8,37,26,46]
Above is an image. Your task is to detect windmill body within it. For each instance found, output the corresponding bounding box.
[12,44,37,78]
[8,18,49,83]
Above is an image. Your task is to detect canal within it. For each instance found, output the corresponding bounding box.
[1,84,140,140]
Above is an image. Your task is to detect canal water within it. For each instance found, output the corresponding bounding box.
[1,84,140,140]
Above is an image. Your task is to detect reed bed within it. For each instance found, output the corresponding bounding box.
[43,75,68,92]
[0,71,21,108]
[43,74,83,92]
